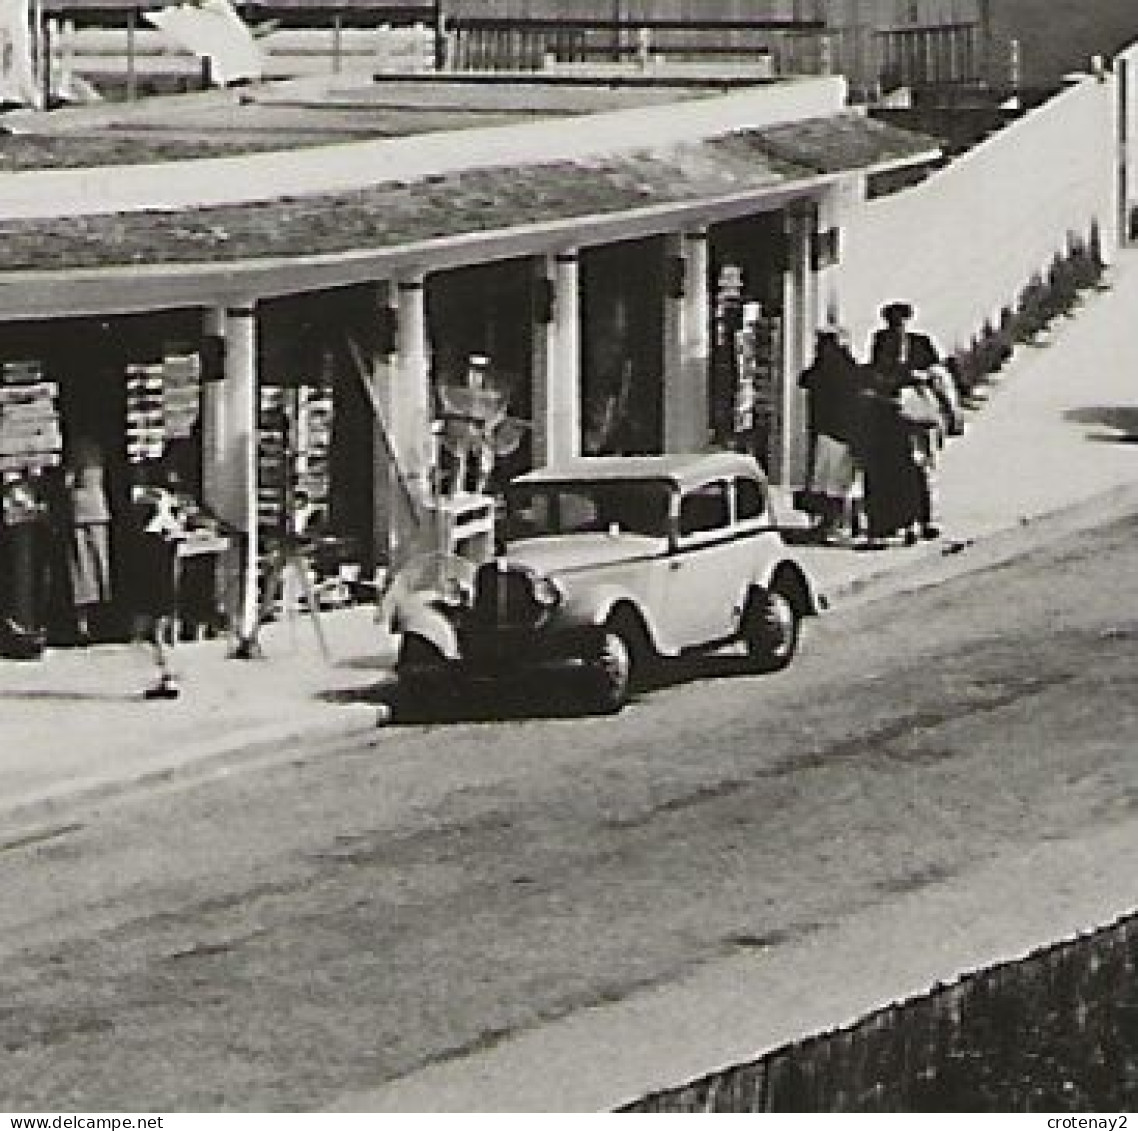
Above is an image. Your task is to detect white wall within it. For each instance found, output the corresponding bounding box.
[835,73,1119,361]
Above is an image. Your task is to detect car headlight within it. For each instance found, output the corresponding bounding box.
[440,577,470,608]
[531,576,562,609]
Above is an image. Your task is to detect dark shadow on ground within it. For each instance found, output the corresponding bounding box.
[321,646,785,726]
[1063,406,1138,443]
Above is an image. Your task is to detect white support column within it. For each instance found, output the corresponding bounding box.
[395,275,432,504]
[532,251,580,466]
[662,229,710,453]
[200,306,226,517]
[220,303,259,648]
[779,207,814,487]
[815,183,847,329]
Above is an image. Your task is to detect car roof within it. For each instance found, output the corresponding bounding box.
[511,452,767,490]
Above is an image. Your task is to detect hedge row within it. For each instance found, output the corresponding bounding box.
[949,225,1107,397]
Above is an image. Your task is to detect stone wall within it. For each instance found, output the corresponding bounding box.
[622,912,1138,1112]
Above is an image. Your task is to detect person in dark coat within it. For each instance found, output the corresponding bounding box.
[864,302,942,545]
[869,301,941,388]
[0,472,49,658]
[797,325,862,542]
[856,375,928,548]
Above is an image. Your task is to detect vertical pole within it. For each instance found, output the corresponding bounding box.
[60,18,76,103]
[332,13,342,75]
[976,0,992,86]
[1119,55,1131,246]
[39,12,51,109]
[433,0,446,71]
[369,280,399,570]
[126,7,137,102]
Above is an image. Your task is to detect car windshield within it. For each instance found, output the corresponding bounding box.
[506,479,673,540]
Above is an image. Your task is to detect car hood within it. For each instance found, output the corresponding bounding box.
[504,534,666,576]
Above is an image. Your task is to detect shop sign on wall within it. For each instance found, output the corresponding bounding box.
[125,349,203,464]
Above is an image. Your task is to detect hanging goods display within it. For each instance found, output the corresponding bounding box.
[0,360,62,475]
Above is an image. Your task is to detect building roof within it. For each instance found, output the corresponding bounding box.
[0,113,935,277]
[1,80,707,169]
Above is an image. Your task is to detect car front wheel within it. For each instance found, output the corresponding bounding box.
[585,619,638,714]
[396,633,457,715]
[742,587,800,673]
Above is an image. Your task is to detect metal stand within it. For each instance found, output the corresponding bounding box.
[237,536,331,662]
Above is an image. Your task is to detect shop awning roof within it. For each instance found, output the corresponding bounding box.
[0,113,938,317]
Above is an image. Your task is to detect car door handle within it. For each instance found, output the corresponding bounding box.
[669,560,683,572]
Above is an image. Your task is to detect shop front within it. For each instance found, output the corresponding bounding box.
[0,87,939,657]
[426,258,536,495]
[0,311,232,653]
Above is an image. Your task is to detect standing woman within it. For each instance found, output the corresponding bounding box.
[797,325,861,543]
[64,438,113,644]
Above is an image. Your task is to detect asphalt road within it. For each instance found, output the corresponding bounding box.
[1,507,1136,1111]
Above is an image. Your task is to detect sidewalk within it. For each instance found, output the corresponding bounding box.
[2,249,1137,819]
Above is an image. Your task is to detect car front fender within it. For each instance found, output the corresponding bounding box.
[555,584,663,651]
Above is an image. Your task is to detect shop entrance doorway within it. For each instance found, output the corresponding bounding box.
[708,212,789,473]
[580,237,665,456]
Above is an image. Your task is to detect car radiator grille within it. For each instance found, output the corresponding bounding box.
[470,561,542,629]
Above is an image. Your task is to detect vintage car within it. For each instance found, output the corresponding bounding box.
[392,452,823,714]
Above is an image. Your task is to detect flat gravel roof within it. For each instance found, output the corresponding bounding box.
[0,115,935,273]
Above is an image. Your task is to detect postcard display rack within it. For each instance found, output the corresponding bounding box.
[257,383,332,550]
[734,307,783,470]
[256,381,348,626]
[0,361,63,478]
[124,349,202,466]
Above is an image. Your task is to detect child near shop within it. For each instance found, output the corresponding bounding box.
[127,462,188,700]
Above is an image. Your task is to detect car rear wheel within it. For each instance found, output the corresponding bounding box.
[742,586,800,673]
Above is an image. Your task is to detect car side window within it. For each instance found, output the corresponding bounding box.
[679,481,730,537]
[734,476,767,523]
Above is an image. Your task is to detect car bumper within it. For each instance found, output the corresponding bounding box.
[454,622,600,677]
